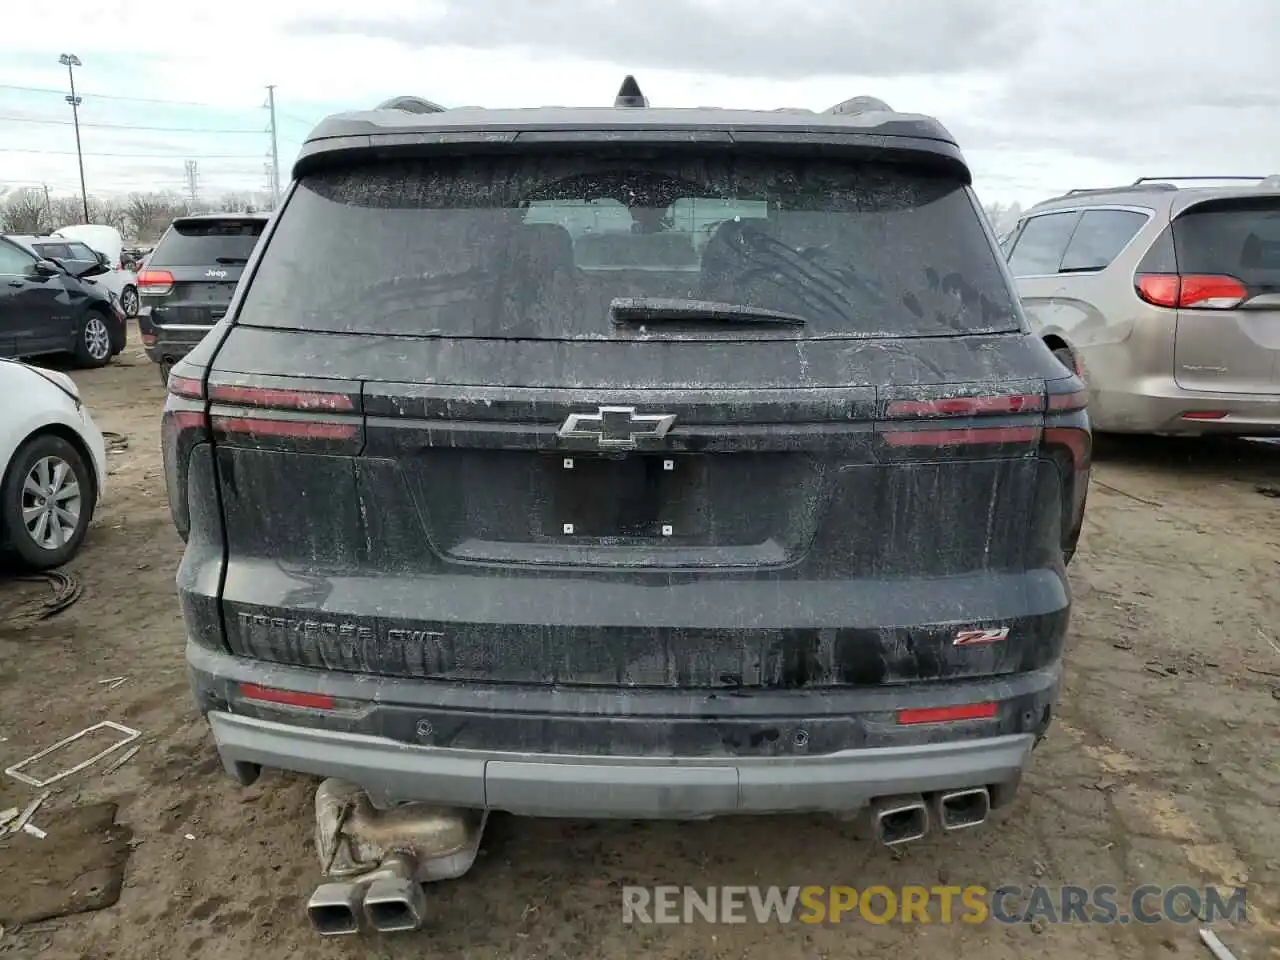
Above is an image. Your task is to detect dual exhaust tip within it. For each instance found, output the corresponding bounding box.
[871,787,991,846]
[307,855,427,936]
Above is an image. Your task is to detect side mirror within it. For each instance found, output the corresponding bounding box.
[96,251,111,267]
[32,259,63,277]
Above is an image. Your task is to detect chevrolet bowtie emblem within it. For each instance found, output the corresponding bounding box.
[557,406,677,448]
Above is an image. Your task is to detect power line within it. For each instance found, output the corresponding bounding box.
[0,82,233,108]
[0,114,266,134]
[0,147,266,159]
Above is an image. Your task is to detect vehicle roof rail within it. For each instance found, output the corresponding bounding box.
[1132,175,1267,185]
[825,96,894,115]
[376,96,447,114]
[614,75,648,108]
[1056,183,1177,200]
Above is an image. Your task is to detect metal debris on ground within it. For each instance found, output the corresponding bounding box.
[96,677,125,685]
[102,431,129,453]
[5,722,141,788]
[22,822,48,840]
[6,791,51,837]
[0,807,19,830]
[102,745,140,776]
[1199,928,1239,960]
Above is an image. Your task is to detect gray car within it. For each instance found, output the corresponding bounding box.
[1006,175,1280,435]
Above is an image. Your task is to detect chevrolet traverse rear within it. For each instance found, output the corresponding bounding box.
[164,82,1090,843]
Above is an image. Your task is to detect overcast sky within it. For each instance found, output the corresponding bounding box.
[2,0,1278,206]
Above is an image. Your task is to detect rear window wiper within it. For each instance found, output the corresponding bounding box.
[609,297,808,326]
[215,256,250,264]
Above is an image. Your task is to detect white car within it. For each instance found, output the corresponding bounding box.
[0,359,106,569]
[50,224,139,318]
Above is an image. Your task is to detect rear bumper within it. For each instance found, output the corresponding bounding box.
[189,642,1057,819]
[1093,377,1280,435]
[140,326,212,366]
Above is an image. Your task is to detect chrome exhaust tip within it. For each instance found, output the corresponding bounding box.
[933,787,991,831]
[307,882,364,936]
[364,876,428,933]
[870,794,929,846]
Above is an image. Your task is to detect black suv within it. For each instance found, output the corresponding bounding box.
[138,213,268,382]
[164,82,1090,852]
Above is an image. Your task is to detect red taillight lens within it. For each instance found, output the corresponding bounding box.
[1136,274,1248,309]
[886,393,1044,418]
[238,683,335,710]
[206,383,361,444]
[138,268,174,296]
[209,384,355,411]
[168,374,205,400]
[897,702,997,725]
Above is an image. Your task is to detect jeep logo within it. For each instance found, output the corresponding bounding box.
[205,269,228,279]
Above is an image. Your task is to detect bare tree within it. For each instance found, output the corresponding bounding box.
[1,189,51,235]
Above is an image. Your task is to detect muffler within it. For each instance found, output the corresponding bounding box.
[931,787,990,831]
[869,794,929,846]
[305,779,489,937]
[307,881,364,936]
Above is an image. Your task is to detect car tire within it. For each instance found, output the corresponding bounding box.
[157,359,173,386]
[73,309,114,368]
[0,433,97,571]
[120,285,139,318]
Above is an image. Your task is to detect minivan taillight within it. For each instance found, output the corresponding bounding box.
[1135,273,1248,309]
[138,269,174,296]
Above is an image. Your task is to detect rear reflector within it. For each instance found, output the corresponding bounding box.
[210,415,359,440]
[886,394,1044,418]
[238,683,335,710]
[897,702,998,725]
[1136,273,1248,309]
[210,384,355,412]
[882,426,1040,447]
[1181,411,1227,420]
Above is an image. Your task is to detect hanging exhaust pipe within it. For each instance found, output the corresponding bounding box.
[931,787,991,831]
[307,881,364,936]
[869,794,929,846]
[362,854,427,933]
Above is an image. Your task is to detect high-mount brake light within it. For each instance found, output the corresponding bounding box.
[137,268,174,296]
[1136,274,1248,309]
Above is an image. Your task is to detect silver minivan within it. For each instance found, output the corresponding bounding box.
[1005,176,1280,435]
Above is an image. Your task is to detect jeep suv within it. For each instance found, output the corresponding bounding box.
[163,81,1089,842]
[138,212,269,383]
[1008,175,1280,435]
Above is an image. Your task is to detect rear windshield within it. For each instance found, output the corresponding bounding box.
[238,153,1019,339]
[1173,197,1280,290]
[150,218,266,267]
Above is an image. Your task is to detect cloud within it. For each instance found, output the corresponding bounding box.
[291,0,1034,79]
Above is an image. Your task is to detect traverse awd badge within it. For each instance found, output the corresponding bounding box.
[557,406,676,449]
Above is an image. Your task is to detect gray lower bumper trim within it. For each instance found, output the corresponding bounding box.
[208,712,1034,819]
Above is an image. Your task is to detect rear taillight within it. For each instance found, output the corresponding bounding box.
[881,383,1090,563]
[138,269,174,296]
[1136,273,1248,309]
[162,373,210,541]
[207,382,362,446]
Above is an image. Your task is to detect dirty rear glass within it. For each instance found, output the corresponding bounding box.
[1173,197,1280,290]
[238,153,1019,339]
[150,219,266,267]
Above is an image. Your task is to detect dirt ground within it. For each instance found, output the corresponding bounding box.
[1,334,1278,960]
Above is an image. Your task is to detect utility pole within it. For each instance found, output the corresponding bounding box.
[42,183,52,229]
[59,53,90,224]
[265,84,281,209]
[185,160,199,206]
